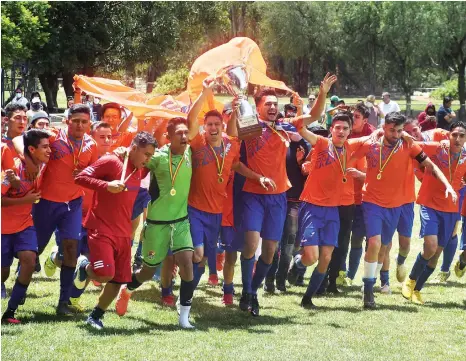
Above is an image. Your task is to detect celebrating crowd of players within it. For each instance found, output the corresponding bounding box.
[1,74,466,330]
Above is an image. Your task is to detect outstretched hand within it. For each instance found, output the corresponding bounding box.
[320,73,337,94]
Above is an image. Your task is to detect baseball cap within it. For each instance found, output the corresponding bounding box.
[330,95,340,102]
[382,92,390,97]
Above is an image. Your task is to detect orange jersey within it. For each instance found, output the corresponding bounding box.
[353,157,367,205]
[1,136,20,160]
[422,128,449,142]
[417,142,466,213]
[110,131,135,152]
[1,161,46,234]
[352,138,423,208]
[243,123,292,194]
[41,128,98,202]
[300,137,357,207]
[188,133,240,214]
[1,142,16,173]
[221,171,235,227]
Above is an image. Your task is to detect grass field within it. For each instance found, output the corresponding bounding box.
[2,195,466,361]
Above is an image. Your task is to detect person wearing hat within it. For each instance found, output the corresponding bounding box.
[29,112,50,130]
[325,95,340,129]
[26,96,45,123]
[365,95,381,128]
[377,92,400,125]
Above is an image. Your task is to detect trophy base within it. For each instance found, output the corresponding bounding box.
[238,123,263,140]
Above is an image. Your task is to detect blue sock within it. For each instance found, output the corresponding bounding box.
[70,284,85,299]
[414,266,435,291]
[192,262,205,289]
[441,235,458,272]
[362,277,376,294]
[347,247,363,280]
[380,270,390,287]
[266,251,279,279]
[207,248,217,276]
[240,256,255,294]
[7,280,28,311]
[251,257,272,294]
[397,254,407,265]
[59,265,75,303]
[304,269,326,297]
[161,286,172,297]
[409,253,429,281]
[223,282,234,295]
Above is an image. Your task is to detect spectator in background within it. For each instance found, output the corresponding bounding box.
[28,91,48,112]
[378,92,400,125]
[26,96,44,123]
[325,95,340,129]
[304,94,316,115]
[9,87,29,107]
[1,108,7,136]
[418,102,437,131]
[63,97,74,120]
[365,95,381,128]
[437,96,456,130]
[28,112,50,130]
[92,97,103,121]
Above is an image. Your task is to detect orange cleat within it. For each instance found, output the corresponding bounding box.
[208,274,219,286]
[222,293,233,306]
[115,286,132,316]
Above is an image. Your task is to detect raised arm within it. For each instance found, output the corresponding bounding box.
[226,97,240,138]
[187,77,215,140]
[297,127,319,146]
[304,73,337,126]
[117,111,134,133]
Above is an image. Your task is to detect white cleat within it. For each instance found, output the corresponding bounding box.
[380,284,392,295]
[396,264,407,283]
[179,305,195,329]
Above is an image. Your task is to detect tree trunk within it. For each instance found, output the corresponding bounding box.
[146,64,156,94]
[458,59,466,121]
[62,72,75,99]
[405,92,412,116]
[39,73,57,113]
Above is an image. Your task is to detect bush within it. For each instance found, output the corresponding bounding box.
[431,78,459,100]
[152,67,189,95]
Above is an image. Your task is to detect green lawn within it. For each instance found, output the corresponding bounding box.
[2,196,465,361]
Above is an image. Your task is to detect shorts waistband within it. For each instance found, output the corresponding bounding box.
[146,215,188,225]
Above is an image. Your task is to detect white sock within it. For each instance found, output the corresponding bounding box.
[376,263,383,278]
[179,305,194,329]
[364,261,378,279]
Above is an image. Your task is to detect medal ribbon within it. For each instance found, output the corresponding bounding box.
[448,147,460,183]
[332,143,346,177]
[66,134,84,169]
[266,123,291,145]
[169,148,185,190]
[208,139,225,179]
[379,137,400,176]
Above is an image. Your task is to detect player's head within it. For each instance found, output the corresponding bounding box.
[29,111,50,130]
[23,129,51,164]
[383,111,406,145]
[352,103,369,132]
[255,88,278,122]
[91,121,112,156]
[101,102,123,132]
[330,112,352,146]
[67,104,91,139]
[204,109,223,144]
[5,103,27,137]
[130,131,157,169]
[166,117,189,153]
[403,118,422,141]
[284,104,297,118]
[449,120,466,152]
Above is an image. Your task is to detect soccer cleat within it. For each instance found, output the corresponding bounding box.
[216,252,225,272]
[287,263,300,285]
[73,256,90,290]
[239,292,251,312]
[92,280,102,287]
[380,284,392,295]
[86,315,104,330]
[69,297,85,313]
[432,271,450,284]
[396,263,407,283]
[296,274,305,287]
[1,283,6,299]
[250,294,260,317]
[2,309,20,324]
[411,290,425,305]
[454,260,466,278]
[208,274,219,286]
[44,252,58,278]
[34,257,41,274]
[263,277,275,294]
[335,271,348,286]
[363,291,376,309]
[300,295,317,309]
[402,279,416,300]
[115,286,132,316]
[326,283,340,294]
[56,302,76,316]
[344,277,353,286]
[276,279,287,293]
[162,294,175,307]
[179,305,194,329]
[222,293,234,306]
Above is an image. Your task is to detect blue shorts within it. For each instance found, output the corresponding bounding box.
[55,227,89,259]
[188,206,222,256]
[460,217,466,251]
[33,197,83,253]
[242,192,287,241]
[1,226,38,267]
[362,202,402,245]
[131,187,151,221]
[420,206,457,248]
[352,205,366,238]
[297,203,340,247]
[220,226,242,252]
[397,202,415,238]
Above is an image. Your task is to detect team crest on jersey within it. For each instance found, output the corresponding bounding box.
[147,250,156,260]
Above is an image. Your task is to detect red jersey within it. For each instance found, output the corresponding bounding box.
[1,161,46,234]
[1,142,16,175]
[188,133,240,214]
[352,137,423,208]
[1,136,20,160]
[221,171,235,227]
[41,128,98,203]
[75,154,147,237]
[348,123,375,139]
[417,142,466,213]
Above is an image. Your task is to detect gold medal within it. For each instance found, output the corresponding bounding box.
[208,139,226,186]
[332,143,347,183]
[266,123,291,149]
[378,137,400,181]
[168,148,185,197]
[284,140,290,148]
[342,177,347,183]
[218,177,224,183]
[34,199,40,204]
[377,172,382,180]
[170,188,176,196]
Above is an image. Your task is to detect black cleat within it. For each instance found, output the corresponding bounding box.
[300,296,317,309]
[250,294,260,317]
[239,292,251,312]
[34,257,41,273]
[263,277,275,294]
[287,264,300,285]
[326,283,340,294]
[276,279,287,293]
[295,274,305,287]
[56,302,76,316]
[363,290,376,310]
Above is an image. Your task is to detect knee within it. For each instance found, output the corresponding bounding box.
[95,275,113,283]
[225,251,237,265]
[192,248,204,264]
[19,253,37,271]
[62,240,78,257]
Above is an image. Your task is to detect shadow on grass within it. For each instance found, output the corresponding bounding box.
[423,301,464,310]
[31,276,57,283]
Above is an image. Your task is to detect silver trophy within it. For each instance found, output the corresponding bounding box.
[216,65,262,140]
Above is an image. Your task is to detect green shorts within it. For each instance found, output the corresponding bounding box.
[141,218,193,267]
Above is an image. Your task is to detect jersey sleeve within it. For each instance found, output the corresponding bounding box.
[75,155,118,191]
[412,141,434,157]
[1,144,16,171]
[349,138,370,159]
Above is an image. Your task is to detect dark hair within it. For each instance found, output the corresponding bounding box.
[204,109,223,122]
[331,111,353,127]
[284,104,297,113]
[443,96,453,106]
[69,104,91,117]
[102,102,122,117]
[15,87,22,92]
[337,100,345,105]
[30,91,41,101]
[23,129,50,158]
[131,131,157,148]
[404,117,419,126]
[91,121,111,135]
[167,117,188,135]
[449,120,466,132]
[385,111,406,126]
[5,103,27,118]
[254,88,277,106]
[354,103,370,119]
